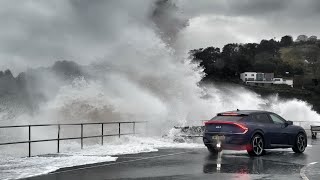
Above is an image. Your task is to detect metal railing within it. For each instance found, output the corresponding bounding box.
[0,121,146,157]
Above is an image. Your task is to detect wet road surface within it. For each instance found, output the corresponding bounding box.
[25,138,320,180]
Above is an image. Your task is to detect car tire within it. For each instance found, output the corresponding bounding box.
[247,134,264,156]
[292,133,306,153]
[206,145,220,154]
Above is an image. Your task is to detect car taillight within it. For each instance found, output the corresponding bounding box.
[221,113,239,116]
[205,121,248,134]
[233,122,248,134]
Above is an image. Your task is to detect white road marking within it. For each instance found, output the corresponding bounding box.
[300,162,318,180]
[48,150,194,175]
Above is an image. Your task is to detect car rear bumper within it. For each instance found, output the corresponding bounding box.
[203,133,250,150]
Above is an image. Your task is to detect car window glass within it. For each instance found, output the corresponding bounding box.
[210,116,243,122]
[252,114,271,123]
[270,114,285,124]
[239,116,252,122]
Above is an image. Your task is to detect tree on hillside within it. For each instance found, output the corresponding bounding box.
[237,44,257,72]
[190,47,221,78]
[308,36,317,43]
[189,35,320,82]
[296,35,308,42]
[191,47,220,66]
[304,46,320,78]
[221,44,241,77]
[304,46,320,63]
[241,43,258,57]
[280,47,305,75]
[4,69,14,78]
[254,52,278,73]
[220,43,257,77]
[280,35,293,47]
[257,39,280,55]
[254,39,282,74]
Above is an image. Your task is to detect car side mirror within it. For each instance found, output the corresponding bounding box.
[285,120,293,126]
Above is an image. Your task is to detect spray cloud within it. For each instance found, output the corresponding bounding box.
[0,0,319,137]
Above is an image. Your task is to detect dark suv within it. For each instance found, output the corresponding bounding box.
[203,110,307,156]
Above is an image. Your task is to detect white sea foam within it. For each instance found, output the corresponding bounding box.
[1,0,320,137]
[0,136,204,180]
[0,155,117,180]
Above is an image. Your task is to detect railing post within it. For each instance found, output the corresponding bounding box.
[57,125,60,153]
[81,124,83,149]
[101,123,104,145]
[133,122,136,135]
[28,125,31,157]
[118,123,121,138]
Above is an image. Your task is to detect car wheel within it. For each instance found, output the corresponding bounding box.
[206,145,221,154]
[247,134,264,156]
[292,133,306,153]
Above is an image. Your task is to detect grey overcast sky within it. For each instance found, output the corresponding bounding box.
[1,0,320,73]
[176,0,320,51]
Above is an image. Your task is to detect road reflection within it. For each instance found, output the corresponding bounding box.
[203,150,306,175]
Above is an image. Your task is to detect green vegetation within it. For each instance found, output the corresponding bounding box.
[190,35,320,84]
[190,35,320,113]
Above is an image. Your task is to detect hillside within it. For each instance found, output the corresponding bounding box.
[0,61,86,120]
[190,35,320,113]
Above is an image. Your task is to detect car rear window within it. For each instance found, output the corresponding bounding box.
[210,115,244,122]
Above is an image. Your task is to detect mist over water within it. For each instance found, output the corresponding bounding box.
[203,84,320,125]
[1,2,320,178]
[0,0,320,136]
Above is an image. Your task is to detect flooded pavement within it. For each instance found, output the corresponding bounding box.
[25,138,320,180]
[203,152,305,175]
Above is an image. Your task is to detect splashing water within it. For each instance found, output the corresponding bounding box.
[0,0,319,134]
[203,84,320,124]
[0,1,320,178]
[0,0,319,155]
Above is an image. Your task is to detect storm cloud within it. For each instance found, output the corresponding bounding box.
[175,0,320,51]
[1,0,320,73]
[0,0,156,73]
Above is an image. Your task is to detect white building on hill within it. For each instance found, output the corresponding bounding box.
[240,72,293,87]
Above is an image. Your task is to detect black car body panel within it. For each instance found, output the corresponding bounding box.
[203,110,307,151]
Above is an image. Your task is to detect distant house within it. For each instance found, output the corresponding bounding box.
[240,72,274,82]
[240,72,257,82]
[240,72,293,87]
